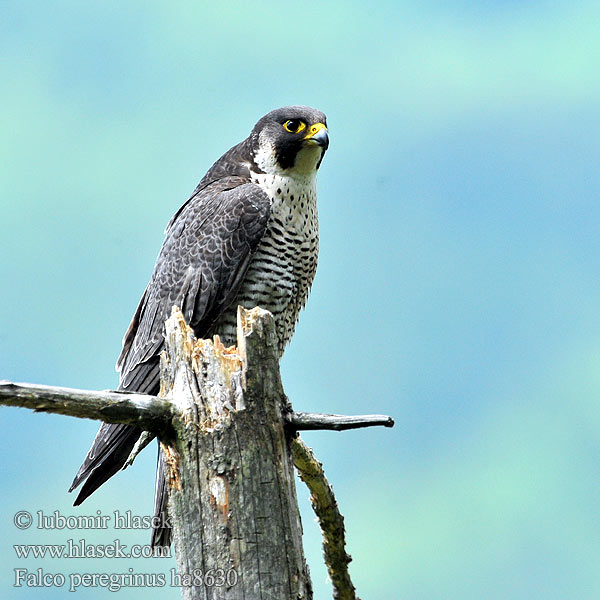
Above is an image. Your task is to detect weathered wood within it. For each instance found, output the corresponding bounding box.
[0,380,173,434]
[159,306,312,600]
[0,384,394,436]
[0,311,396,600]
[293,437,359,600]
[289,412,394,431]
[124,430,156,468]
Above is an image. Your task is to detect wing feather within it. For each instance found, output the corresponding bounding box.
[70,177,271,508]
[117,177,270,390]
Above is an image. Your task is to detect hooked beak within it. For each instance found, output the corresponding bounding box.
[303,122,329,149]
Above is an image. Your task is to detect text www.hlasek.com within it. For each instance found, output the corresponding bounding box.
[14,539,171,559]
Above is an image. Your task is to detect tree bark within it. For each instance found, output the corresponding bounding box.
[289,412,394,431]
[159,306,312,599]
[0,308,395,600]
[293,437,358,600]
[0,381,172,432]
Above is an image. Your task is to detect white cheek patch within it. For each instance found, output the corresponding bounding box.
[253,129,324,178]
[253,130,280,174]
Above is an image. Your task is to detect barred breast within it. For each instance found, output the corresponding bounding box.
[210,171,319,355]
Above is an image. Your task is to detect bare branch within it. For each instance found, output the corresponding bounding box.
[1,303,396,599]
[0,380,173,434]
[123,430,157,469]
[293,436,359,600]
[289,411,394,431]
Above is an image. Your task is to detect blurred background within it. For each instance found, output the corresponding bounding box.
[1,1,600,598]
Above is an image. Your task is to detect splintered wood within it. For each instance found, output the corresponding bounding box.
[160,306,311,600]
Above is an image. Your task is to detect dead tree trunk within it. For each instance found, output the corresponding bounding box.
[159,306,311,599]
[0,306,394,599]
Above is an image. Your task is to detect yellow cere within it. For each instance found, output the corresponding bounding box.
[303,122,327,139]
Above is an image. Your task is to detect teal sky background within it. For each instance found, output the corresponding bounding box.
[2,1,600,598]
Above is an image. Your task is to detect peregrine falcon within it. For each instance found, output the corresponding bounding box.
[69,106,329,546]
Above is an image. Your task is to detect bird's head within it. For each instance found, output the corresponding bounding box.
[250,106,328,177]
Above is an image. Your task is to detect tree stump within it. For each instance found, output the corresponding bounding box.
[159,306,311,600]
[0,306,394,599]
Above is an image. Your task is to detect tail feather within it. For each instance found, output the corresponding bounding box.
[69,422,142,506]
[151,445,172,548]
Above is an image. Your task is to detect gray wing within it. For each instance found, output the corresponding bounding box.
[70,178,271,507]
[117,177,271,393]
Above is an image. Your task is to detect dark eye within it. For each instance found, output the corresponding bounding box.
[283,119,306,134]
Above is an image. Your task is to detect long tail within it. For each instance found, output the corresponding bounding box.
[69,422,142,505]
[69,423,173,548]
[150,446,172,548]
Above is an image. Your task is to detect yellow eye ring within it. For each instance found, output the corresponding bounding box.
[283,119,306,134]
